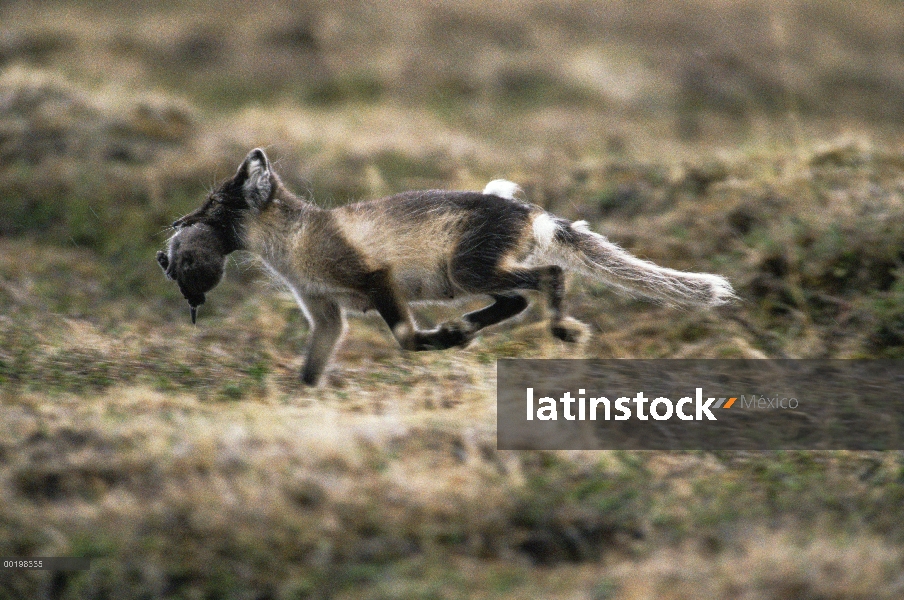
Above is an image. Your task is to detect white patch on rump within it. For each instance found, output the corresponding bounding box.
[570,220,591,233]
[532,213,558,249]
[482,179,521,200]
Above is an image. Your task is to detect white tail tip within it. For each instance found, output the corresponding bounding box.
[706,274,738,306]
[482,179,521,200]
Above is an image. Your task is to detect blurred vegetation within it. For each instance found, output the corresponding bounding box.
[3,0,904,598]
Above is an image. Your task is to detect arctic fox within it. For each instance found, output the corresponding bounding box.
[160,149,734,385]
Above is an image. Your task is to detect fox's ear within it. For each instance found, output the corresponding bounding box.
[236,148,272,208]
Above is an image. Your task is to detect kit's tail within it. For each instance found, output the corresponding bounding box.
[534,214,736,307]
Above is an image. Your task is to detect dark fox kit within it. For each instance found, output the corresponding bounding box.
[158,149,735,385]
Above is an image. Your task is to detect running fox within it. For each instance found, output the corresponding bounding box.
[161,149,735,385]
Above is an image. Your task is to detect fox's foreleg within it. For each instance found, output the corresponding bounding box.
[455,264,585,343]
[363,268,475,351]
[463,293,529,330]
[299,294,345,385]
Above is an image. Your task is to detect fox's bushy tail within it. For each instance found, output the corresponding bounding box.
[534,214,736,307]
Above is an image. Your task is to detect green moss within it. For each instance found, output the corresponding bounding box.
[217,382,247,401]
[305,74,384,106]
[495,69,602,107]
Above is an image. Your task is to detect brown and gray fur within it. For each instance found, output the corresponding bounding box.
[162,149,735,386]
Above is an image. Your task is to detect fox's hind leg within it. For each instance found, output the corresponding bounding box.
[500,266,585,343]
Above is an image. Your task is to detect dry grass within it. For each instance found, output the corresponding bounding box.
[614,530,904,599]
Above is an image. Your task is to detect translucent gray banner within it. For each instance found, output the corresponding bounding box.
[497,360,904,450]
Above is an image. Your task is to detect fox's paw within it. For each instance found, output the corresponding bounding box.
[551,317,589,344]
[435,319,477,348]
[415,320,475,350]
